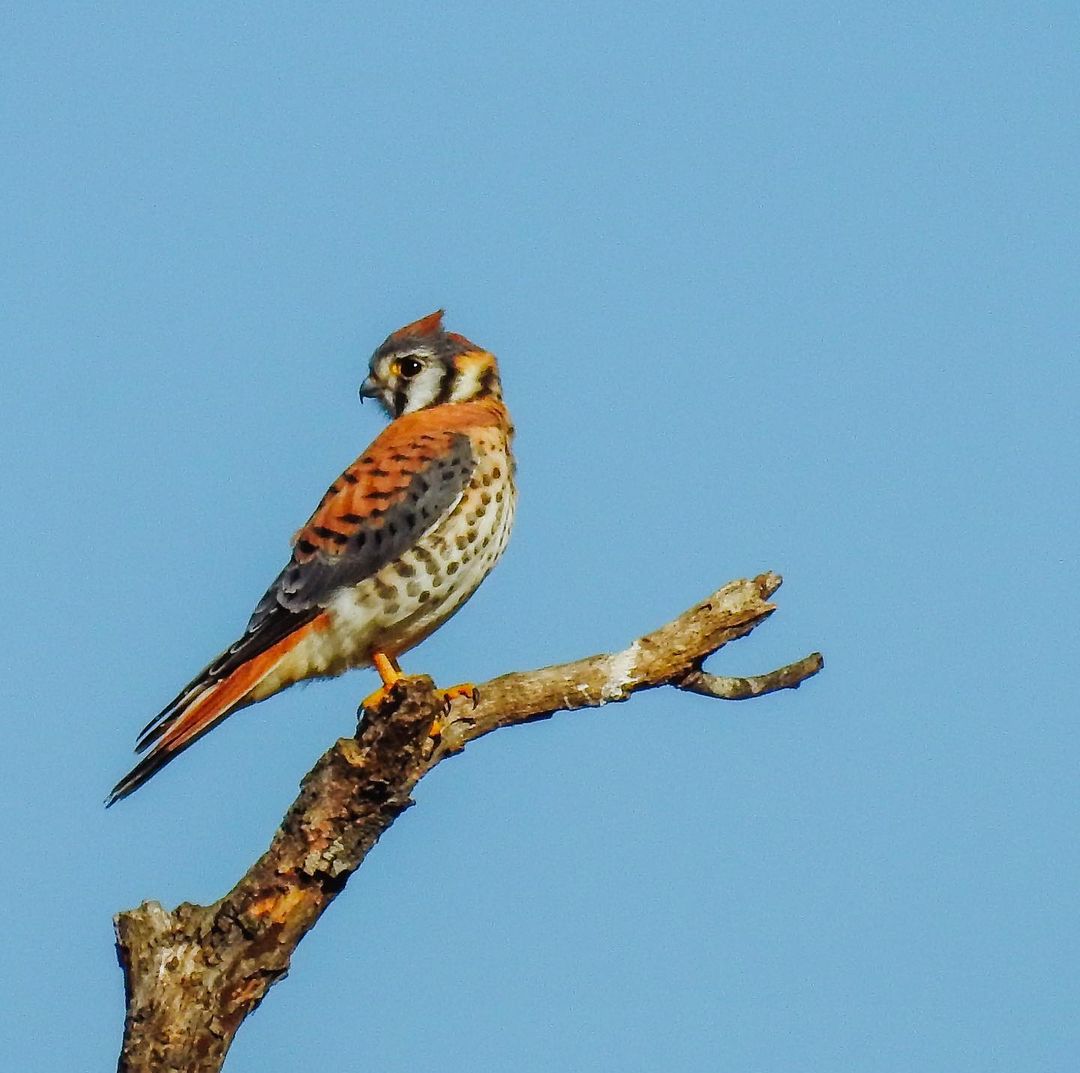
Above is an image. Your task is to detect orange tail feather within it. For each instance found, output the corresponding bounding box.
[106,614,328,806]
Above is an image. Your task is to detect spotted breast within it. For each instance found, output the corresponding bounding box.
[108,312,516,805]
[252,401,516,699]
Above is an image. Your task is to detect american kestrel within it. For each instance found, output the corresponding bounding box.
[107,311,516,805]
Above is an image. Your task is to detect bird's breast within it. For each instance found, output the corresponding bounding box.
[252,428,515,699]
[331,432,515,660]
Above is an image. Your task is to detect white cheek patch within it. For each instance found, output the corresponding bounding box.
[402,365,446,412]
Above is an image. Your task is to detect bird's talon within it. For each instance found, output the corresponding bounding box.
[439,682,478,710]
[360,684,391,711]
[108,314,515,805]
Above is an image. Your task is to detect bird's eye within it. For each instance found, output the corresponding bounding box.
[398,356,423,378]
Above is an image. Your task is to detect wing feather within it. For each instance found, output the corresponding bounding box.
[134,423,476,753]
[248,429,475,625]
[112,403,499,804]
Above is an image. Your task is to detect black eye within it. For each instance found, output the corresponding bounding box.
[398,356,422,378]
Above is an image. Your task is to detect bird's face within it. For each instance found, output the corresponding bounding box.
[361,310,502,418]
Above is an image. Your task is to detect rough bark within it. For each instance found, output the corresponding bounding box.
[114,572,822,1072]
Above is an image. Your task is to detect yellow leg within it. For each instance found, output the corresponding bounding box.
[360,651,479,730]
[360,651,405,710]
[373,652,402,685]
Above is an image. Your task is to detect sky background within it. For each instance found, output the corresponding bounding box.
[3,4,1079,1070]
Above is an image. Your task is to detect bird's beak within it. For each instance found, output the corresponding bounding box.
[359,375,379,401]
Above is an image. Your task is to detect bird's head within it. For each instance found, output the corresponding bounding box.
[360,310,503,418]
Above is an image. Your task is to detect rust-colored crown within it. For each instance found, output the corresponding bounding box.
[386,310,480,355]
[389,310,445,341]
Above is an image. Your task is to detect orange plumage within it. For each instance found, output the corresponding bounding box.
[108,314,515,805]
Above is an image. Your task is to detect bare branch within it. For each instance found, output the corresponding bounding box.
[114,572,822,1072]
[675,651,825,701]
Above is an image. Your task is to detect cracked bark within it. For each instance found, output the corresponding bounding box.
[114,571,823,1072]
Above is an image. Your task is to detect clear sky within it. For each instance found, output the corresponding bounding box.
[3,4,1079,1070]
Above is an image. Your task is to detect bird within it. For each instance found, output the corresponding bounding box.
[107,310,516,806]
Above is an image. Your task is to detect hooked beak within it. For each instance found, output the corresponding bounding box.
[359,375,380,401]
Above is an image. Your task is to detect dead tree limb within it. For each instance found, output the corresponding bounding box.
[114,571,823,1072]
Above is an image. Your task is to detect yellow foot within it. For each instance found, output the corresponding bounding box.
[439,682,480,710]
[359,652,478,723]
[360,651,405,711]
[428,685,479,738]
[360,682,397,710]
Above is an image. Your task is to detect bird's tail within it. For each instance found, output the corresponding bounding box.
[106,613,327,806]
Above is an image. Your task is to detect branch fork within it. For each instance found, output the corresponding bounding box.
[115,571,822,1072]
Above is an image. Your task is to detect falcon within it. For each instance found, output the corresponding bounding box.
[107,311,516,805]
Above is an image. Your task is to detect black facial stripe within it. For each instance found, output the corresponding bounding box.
[393,389,409,415]
[433,366,457,406]
[478,365,497,396]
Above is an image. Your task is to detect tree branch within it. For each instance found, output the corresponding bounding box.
[114,571,822,1072]
[674,651,825,700]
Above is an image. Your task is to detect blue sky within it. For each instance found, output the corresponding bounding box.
[3,4,1079,1070]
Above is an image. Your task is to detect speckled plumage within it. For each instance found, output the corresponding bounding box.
[108,312,516,805]
[253,403,515,699]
